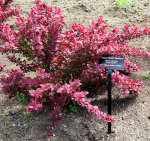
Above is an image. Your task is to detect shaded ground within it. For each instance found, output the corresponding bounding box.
[0,0,150,141]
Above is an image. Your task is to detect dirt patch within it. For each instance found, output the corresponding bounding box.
[0,0,150,141]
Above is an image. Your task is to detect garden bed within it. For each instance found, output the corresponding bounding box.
[0,0,150,141]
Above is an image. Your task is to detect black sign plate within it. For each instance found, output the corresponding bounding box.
[98,55,125,70]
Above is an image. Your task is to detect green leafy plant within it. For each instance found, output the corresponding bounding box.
[69,101,78,114]
[64,99,78,114]
[143,72,150,78]
[16,92,26,103]
[16,92,31,120]
[115,0,134,9]
[23,110,31,120]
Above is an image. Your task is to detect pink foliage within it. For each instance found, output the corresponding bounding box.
[0,69,23,93]
[0,64,6,71]
[15,1,65,65]
[0,0,21,23]
[25,98,44,112]
[112,70,144,95]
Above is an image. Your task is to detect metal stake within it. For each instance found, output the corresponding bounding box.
[108,69,112,134]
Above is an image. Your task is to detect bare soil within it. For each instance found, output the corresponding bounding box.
[0,0,150,141]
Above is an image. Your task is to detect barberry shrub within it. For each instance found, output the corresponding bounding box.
[0,0,150,137]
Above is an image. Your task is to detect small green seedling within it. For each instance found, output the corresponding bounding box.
[115,0,134,9]
[143,72,150,78]
[16,92,26,103]
[64,99,78,115]
[23,110,31,120]
[69,101,78,114]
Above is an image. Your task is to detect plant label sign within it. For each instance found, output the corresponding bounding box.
[98,54,125,134]
[98,55,125,70]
